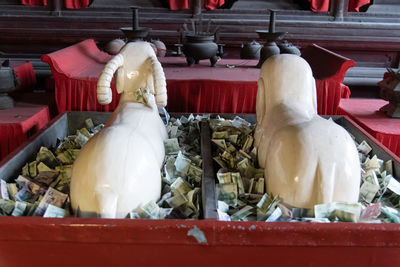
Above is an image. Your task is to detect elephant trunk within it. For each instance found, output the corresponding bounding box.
[97,54,124,105]
[150,55,167,107]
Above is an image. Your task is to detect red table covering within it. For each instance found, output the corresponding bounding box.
[0,102,50,161]
[21,0,89,9]
[10,61,37,89]
[338,98,400,157]
[308,0,370,12]
[41,40,350,115]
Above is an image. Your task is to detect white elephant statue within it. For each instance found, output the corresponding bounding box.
[70,42,168,218]
[254,54,360,209]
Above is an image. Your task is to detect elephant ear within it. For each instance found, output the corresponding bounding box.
[256,77,266,124]
[116,67,125,94]
[311,77,317,113]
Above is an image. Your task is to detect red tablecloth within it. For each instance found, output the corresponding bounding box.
[21,0,89,9]
[164,58,258,113]
[308,0,370,12]
[0,102,50,161]
[338,98,400,157]
[41,40,350,115]
[10,61,37,89]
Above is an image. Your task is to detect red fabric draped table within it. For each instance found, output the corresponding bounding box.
[41,39,351,115]
[338,98,400,157]
[162,57,258,113]
[9,61,37,89]
[0,103,50,161]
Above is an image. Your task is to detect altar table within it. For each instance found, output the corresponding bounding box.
[41,39,351,115]
[0,103,50,162]
[338,98,400,158]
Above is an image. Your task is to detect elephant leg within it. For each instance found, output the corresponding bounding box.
[186,57,195,66]
[210,56,218,67]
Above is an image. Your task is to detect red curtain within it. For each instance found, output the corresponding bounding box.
[21,0,89,9]
[307,0,371,12]
[168,0,224,10]
[169,0,189,10]
[205,0,224,10]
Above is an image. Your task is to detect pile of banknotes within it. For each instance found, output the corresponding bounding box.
[131,114,206,219]
[0,118,103,217]
[212,116,400,223]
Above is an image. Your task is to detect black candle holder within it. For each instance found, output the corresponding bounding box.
[120,6,151,42]
[256,10,287,68]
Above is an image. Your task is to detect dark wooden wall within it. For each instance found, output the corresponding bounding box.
[1,0,400,97]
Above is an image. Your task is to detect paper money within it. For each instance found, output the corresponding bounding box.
[381,206,400,223]
[217,170,232,184]
[15,175,46,195]
[360,203,381,221]
[254,178,265,194]
[166,191,188,208]
[236,158,249,173]
[164,138,180,155]
[212,139,227,150]
[212,131,229,139]
[164,156,178,184]
[56,151,74,164]
[383,160,393,175]
[36,147,58,168]
[363,155,380,171]
[85,118,94,130]
[217,209,231,221]
[360,181,380,202]
[231,116,251,128]
[22,163,29,177]
[1,180,9,200]
[6,183,18,201]
[213,156,228,169]
[11,201,27,216]
[34,187,68,216]
[187,164,202,178]
[42,204,67,218]
[231,172,245,195]
[221,151,235,168]
[35,171,59,186]
[75,131,89,148]
[357,140,372,155]
[139,201,161,219]
[216,183,237,206]
[218,200,230,213]
[168,125,179,138]
[242,135,253,151]
[228,134,238,144]
[174,151,191,176]
[315,202,362,222]
[362,169,379,186]
[248,178,254,194]
[231,205,254,221]
[387,177,400,195]
[265,207,282,222]
[0,199,15,215]
[171,177,192,195]
[15,187,37,203]
[79,128,91,139]
[29,161,38,177]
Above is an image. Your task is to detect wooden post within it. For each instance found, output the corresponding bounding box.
[48,0,62,16]
[193,0,202,17]
[330,0,349,21]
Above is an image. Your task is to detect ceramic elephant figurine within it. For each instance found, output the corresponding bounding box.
[254,54,360,209]
[70,42,168,218]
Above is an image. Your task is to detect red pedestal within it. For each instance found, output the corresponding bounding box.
[338,98,400,158]
[0,102,50,161]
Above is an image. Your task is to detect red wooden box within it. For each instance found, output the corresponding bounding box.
[0,112,399,267]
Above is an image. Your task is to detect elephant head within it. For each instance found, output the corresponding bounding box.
[254,54,318,152]
[97,41,167,107]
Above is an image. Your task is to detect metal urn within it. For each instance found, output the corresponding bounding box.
[0,60,19,110]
